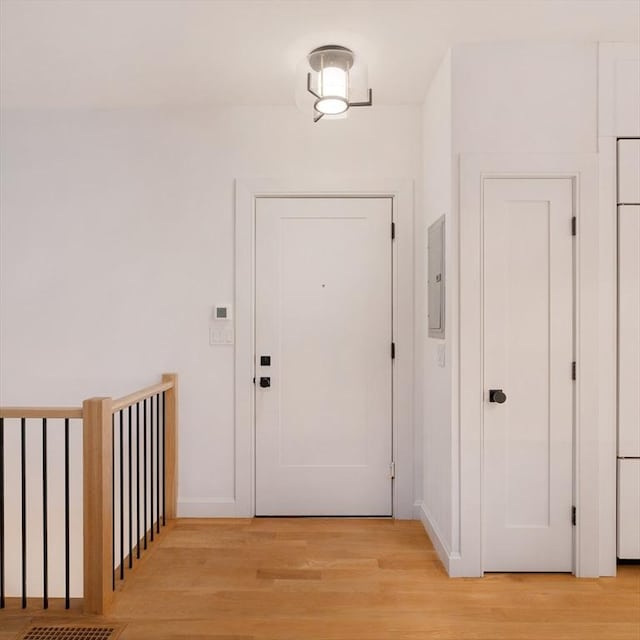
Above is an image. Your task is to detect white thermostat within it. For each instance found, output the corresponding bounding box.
[210,304,234,345]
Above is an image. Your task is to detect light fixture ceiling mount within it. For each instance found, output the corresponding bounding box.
[305,45,373,123]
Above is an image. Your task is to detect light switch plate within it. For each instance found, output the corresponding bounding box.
[436,343,446,367]
[210,327,234,345]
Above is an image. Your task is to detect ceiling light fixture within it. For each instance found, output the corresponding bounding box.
[306,45,373,123]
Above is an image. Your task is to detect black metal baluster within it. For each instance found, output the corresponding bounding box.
[143,399,148,550]
[0,417,4,609]
[156,394,160,534]
[21,417,26,609]
[42,418,48,609]
[162,392,166,527]
[64,418,70,609]
[119,410,124,580]
[111,413,115,591]
[136,402,140,560]
[128,405,132,569]
[150,397,154,542]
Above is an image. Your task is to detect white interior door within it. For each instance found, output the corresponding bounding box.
[255,197,393,516]
[483,178,574,572]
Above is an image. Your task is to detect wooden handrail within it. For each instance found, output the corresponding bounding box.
[111,380,174,412]
[0,407,83,419]
[0,378,177,418]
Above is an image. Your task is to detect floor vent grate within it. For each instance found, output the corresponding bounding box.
[20,627,124,640]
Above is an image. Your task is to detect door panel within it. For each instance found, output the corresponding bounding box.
[618,206,640,457]
[483,178,574,572]
[618,140,640,204]
[255,197,392,516]
[618,459,640,558]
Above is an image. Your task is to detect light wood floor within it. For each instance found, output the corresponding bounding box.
[1,518,639,639]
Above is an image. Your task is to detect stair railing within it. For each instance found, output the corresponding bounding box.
[0,372,178,615]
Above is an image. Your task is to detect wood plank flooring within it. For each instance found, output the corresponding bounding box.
[1,518,639,639]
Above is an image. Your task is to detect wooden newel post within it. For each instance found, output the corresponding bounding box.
[82,397,113,615]
[162,373,178,520]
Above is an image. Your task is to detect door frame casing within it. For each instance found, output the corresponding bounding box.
[458,153,602,577]
[233,179,415,519]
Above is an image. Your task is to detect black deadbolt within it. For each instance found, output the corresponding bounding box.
[489,389,507,404]
[260,355,271,366]
[259,377,271,388]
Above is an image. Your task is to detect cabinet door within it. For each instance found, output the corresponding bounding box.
[619,205,640,457]
[618,459,640,559]
[618,139,640,204]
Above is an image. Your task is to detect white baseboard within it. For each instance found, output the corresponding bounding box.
[415,501,455,575]
[177,497,251,517]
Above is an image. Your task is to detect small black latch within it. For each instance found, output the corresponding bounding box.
[260,355,271,366]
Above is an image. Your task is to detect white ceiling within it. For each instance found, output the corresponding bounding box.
[1,0,638,109]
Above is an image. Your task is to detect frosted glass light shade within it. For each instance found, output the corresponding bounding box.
[319,66,348,100]
[314,64,349,115]
[315,97,348,115]
[299,44,373,122]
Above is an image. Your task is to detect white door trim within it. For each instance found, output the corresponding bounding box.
[458,153,602,577]
[596,42,640,575]
[232,179,415,519]
[597,136,619,577]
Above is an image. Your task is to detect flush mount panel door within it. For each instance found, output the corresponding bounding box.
[618,459,640,558]
[618,205,640,457]
[255,197,393,516]
[483,178,574,572]
[618,140,640,203]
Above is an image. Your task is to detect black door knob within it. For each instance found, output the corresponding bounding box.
[489,389,507,404]
[259,377,271,388]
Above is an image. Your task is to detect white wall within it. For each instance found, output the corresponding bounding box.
[417,42,607,575]
[454,42,600,575]
[452,42,597,153]
[416,51,455,559]
[0,104,421,594]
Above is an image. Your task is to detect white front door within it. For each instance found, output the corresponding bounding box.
[483,178,574,572]
[255,197,393,516]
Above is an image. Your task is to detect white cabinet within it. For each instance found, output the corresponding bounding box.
[618,140,640,204]
[618,459,640,559]
[618,205,640,458]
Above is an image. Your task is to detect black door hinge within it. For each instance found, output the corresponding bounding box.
[572,362,576,381]
[572,217,577,236]
[252,377,256,384]
[391,222,396,240]
[391,342,396,359]
[572,506,576,526]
